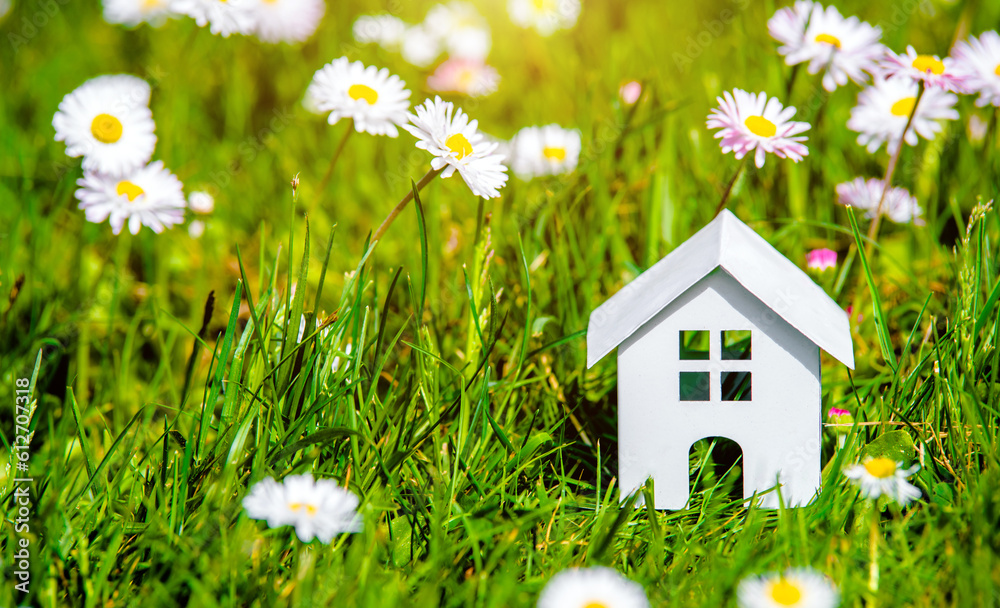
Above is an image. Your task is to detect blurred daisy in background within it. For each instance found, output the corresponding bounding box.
[952,31,1000,107]
[173,0,256,37]
[536,566,650,608]
[844,457,922,505]
[403,96,509,198]
[835,177,922,224]
[737,568,839,608]
[846,77,958,154]
[806,248,837,271]
[188,220,206,238]
[510,124,582,178]
[242,474,362,543]
[188,190,215,214]
[509,0,581,36]
[0,0,11,21]
[619,80,642,105]
[706,89,810,168]
[769,2,884,92]
[102,0,176,27]
[427,58,500,97]
[423,1,491,60]
[401,24,443,68]
[306,58,411,137]
[353,13,407,50]
[53,75,157,177]
[878,46,968,93]
[767,0,813,52]
[75,160,186,235]
[250,0,325,44]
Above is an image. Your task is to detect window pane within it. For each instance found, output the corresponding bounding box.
[680,371,710,401]
[679,330,710,360]
[722,330,752,360]
[721,371,751,401]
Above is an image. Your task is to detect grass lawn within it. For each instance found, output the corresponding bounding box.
[2,0,999,605]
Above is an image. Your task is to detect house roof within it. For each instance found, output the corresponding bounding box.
[586,209,855,369]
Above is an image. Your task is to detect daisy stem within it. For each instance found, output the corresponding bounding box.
[317,121,354,196]
[868,507,881,602]
[714,155,749,217]
[371,167,444,245]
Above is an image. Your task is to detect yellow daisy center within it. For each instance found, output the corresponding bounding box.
[348,83,379,105]
[91,113,123,144]
[582,603,608,608]
[116,180,145,202]
[864,457,898,479]
[744,115,777,138]
[814,33,841,48]
[890,96,916,117]
[446,133,473,159]
[457,68,477,90]
[769,579,803,606]
[994,63,1000,77]
[142,0,163,8]
[289,502,318,515]
[911,55,944,75]
[532,0,553,9]
[542,146,566,162]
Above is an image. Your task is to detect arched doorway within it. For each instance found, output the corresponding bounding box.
[687,437,745,509]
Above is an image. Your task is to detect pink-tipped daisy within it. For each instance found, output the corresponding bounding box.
[846,77,958,155]
[767,1,813,51]
[806,248,837,271]
[772,2,884,92]
[835,177,923,224]
[844,457,921,505]
[706,89,810,168]
[951,31,1000,107]
[878,46,968,92]
[426,58,500,98]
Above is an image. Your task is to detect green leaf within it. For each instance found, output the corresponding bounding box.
[859,430,917,464]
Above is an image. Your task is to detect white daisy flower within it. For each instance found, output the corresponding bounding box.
[767,1,813,51]
[250,0,325,43]
[423,1,491,60]
[835,177,921,224]
[401,24,443,68]
[843,457,921,505]
[188,219,206,238]
[846,77,959,154]
[706,89,810,168]
[878,46,969,93]
[511,124,582,178]
[75,161,186,235]
[242,474,362,543]
[952,31,1000,107]
[402,96,509,199]
[426,58,500,97]
[353,14,407,49]
[537,567,650,608]
[305,58,411,137]
[53,75,157,178]
[772,2,884,92]
[509,0,581,36]
[102,0,176,27]
[737,568,840,608]
[188,190,214,214]
[172,0,256,37]
[0,0,11,21]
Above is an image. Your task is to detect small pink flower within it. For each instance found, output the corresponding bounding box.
[878,45,969,92]
[807,248,837,271]
[619,80,642,105]
[706,89,810,168]
[827,407,850,418]
[426,58,499,98]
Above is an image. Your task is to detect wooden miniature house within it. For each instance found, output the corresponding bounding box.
[586,210,854,509]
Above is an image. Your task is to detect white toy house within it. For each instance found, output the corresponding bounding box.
[587,210,854,509]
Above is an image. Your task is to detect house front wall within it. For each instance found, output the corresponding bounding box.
[616,268,821,509]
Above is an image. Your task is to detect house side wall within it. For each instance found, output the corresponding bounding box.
[617,270,821,510]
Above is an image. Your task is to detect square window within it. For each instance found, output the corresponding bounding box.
[679,330,710,360]
[721,371,751,401]
[680,371,711,401]
[722,330,752,360]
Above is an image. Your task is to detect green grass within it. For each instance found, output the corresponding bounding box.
[2,0,1000,606]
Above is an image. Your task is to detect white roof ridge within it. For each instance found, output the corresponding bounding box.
[586,210,854,369]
